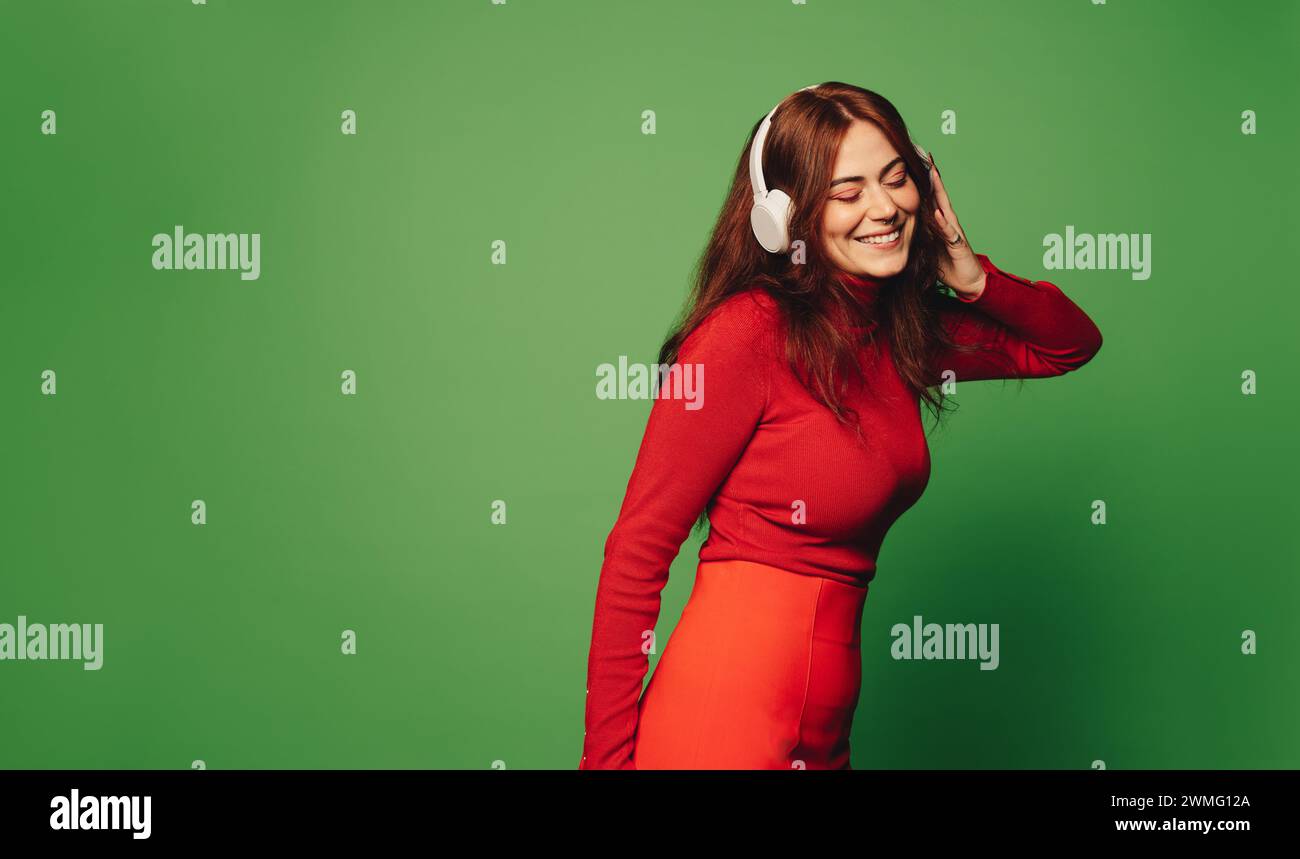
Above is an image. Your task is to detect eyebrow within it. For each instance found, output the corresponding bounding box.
[830,156,906,188]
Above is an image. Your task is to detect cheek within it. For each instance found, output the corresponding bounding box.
[823,209,857,237]
[898,187,921,215]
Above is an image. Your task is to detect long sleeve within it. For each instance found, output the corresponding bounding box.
[932,253,1103,383]
[579,293,774,769]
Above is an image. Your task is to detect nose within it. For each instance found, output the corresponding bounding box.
[861,185,898,223]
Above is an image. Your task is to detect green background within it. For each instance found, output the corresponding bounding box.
[1,0,1296,769]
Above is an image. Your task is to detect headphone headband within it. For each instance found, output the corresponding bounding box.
[748,84,820,204]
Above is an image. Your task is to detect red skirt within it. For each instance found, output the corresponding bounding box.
[633,558,868,770]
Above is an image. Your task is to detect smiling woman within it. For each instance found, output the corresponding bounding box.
[579,81,1102,770]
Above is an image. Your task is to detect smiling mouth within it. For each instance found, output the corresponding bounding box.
[854,228,902,247]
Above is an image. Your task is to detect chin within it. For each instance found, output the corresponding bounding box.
[849,253,908,279]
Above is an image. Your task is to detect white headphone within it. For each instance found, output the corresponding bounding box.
[748,84,934,254]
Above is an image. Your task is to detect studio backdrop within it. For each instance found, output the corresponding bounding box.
[1,0,1296,769]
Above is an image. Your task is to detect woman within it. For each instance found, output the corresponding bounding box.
[579,82,1102,770]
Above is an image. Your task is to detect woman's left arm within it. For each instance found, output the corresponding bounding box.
[933,253,1104,382]
[926,157,1103,383]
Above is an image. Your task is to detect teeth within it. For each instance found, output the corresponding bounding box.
[857,230,900,244]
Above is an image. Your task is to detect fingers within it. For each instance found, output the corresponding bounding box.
[934,205,963,247]
[930,163,950,204]
[930,166,964,246]
[930,164,954,219]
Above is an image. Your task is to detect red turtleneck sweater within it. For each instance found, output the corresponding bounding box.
[579,254,1102,769]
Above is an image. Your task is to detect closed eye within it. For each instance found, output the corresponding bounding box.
[836,176,908,202]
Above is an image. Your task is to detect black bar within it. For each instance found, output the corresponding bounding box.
[0,769,1289,844]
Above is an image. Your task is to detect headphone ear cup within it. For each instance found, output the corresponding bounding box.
[750,188,792,253]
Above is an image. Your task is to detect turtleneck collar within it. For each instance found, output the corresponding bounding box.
[832,268,886,334]
[834,267,882,287]
[833,267,884,304]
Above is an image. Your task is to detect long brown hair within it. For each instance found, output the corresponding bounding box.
[658,82,1019,534]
